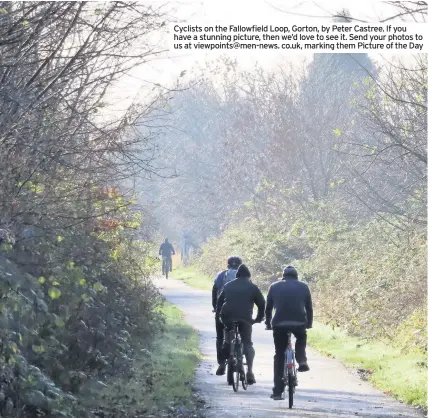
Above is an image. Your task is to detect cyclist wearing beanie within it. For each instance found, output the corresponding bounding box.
[265,265,313,400]
[216,263,265,385]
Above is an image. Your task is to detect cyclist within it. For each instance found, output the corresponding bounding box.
[265,265,313,400]
[216,263,265,385]
[212,255,242,376]
[159,238,175,273]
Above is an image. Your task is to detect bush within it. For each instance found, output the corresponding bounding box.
[0,210,162,416]
[195,205,427,353]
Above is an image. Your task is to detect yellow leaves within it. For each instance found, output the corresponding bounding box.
[31,344,45,354]
[48,287,61,300]
[0,8,8,14]
[0,243,12,252]
[332,128,341,137]
[67,261,75,269]
[366,86,377,100]
[54,317,65,327]
[263,178,272,188]
[111,248,119,262]
[16,181,44,194]
[39,277,46,284]
[125,220,140,229]
[93,282,105,292]
[363,76,373,86]
[81,293,90,303]
[79,278,86,286]
[9,342,18,354]
[56,236,64,243]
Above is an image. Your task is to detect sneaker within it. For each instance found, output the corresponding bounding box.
[298,362,310,372]
[216,364,226,376]
[270,393,283,400]
[246,371,256,385]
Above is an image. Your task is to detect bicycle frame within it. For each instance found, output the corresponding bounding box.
[229,322,241,363]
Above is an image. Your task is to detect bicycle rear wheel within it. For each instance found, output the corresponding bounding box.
[288,369,294,408]
[241,367,248,390]
[232,343,240,392]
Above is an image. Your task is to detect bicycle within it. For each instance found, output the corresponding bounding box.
[162,256,172,279]
[266,327,298,409]
[227,321,248,392]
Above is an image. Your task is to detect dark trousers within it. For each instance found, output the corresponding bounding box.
[273,326,307,394]
[222,319,255,370]
[215,316,226,365]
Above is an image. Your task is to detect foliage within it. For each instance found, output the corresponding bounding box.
[194,201,427,353]
[0,1,171,416]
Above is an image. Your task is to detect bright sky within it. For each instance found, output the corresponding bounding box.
[106,0,424,116]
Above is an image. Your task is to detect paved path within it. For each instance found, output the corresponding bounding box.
[157,277,424,418]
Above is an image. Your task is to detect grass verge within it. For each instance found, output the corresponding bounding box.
[88,301,201,417]
[308,323,427,412]
[172,266,213,291]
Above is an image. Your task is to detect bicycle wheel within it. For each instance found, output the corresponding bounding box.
[241,366,248,390]
[233,365,239,392]
[227,358,234,386]
[232,343,240,392]
[288,369,294,409]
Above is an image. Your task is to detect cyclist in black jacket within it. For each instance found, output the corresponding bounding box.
[212,256,242,376]
[265,265,313,400]
[159,238,175,272]
[216,264,265,385]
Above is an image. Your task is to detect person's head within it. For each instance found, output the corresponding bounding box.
[164,237,169,243]
[236,263,251,279]
[227,255,242,269]
[283,265,298,279]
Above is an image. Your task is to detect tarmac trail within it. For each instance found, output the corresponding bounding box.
[157,277,423,418]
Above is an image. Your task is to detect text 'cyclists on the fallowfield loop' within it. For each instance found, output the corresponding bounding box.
[170,23,427,53]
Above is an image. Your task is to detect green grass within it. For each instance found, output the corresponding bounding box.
[308,323,427,411]
[172,266,213,290]
[87,301,201,417]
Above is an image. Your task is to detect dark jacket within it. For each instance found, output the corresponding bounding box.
[212,270,226,309]
[216,277,266,323]
[159,242,175,257]
[265,277,313,328]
